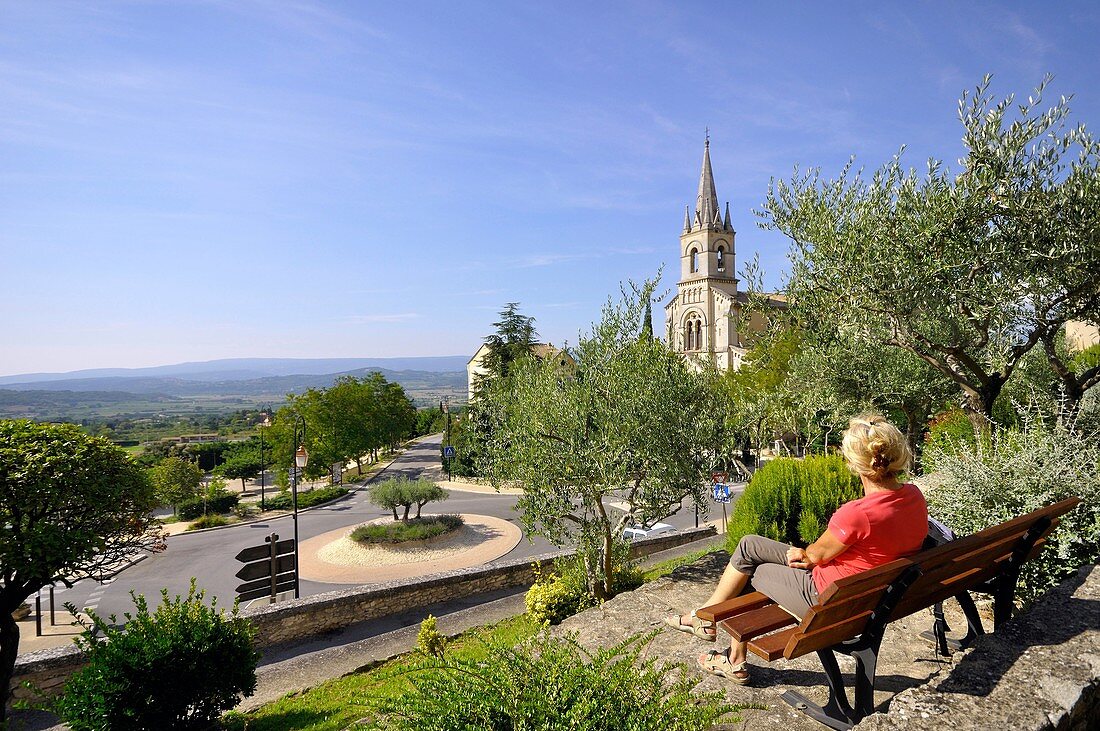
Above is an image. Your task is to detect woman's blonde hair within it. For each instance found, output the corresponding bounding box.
[840,412,912,482]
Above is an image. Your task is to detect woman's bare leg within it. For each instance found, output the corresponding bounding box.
[680,563,752,627]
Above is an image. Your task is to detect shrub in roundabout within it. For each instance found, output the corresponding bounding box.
[352,514,464,544]
[726,454,861,551]
[47,580,257,730]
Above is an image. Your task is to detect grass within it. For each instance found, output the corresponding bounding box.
[640,545,724,582]
[221,615,540,731]
[221,545,724,731]
[351,515,464,544]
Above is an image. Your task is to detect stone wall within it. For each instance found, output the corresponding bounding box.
[11,525,715,698]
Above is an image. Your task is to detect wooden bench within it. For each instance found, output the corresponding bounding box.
[696,496,1082,731]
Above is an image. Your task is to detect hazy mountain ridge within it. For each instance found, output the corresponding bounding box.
[0,356,471,385]
[0,368,466,397]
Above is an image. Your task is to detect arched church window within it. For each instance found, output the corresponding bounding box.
[690,248,699,273]
[717,247,725,272]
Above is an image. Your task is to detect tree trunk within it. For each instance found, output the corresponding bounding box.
[0,605,22,722]
[391,507,398,521]
[600,531,614,600]
[401,504,410,522]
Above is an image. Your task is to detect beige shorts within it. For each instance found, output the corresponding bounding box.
[730,534,820,619]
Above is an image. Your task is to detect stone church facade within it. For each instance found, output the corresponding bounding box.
[665,139,773,370]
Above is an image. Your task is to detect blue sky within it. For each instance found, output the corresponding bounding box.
[2,1,1099,376]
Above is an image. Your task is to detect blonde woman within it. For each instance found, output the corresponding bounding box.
[666,413,928,685]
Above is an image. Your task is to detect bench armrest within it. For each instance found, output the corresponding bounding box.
[696,592,772,623]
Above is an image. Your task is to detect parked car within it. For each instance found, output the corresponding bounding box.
[623,522,676,541]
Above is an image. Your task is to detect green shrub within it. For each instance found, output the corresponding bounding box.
[176,491,239,520]
[925,418,1100,605]
[363,631,735,730]
[726,454,861,551]
[525,570,594,626]
[416,614,447,659]
[187,513,229,530]
[923,408,979,472]
[264,485,348,510]
[522,550,642,626]
[48,580,257,730]
[352,514,464,544]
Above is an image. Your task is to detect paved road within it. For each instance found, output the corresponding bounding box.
[48,436,549,620]
[47,434,739,622]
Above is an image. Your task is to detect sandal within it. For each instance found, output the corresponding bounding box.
[663,610,716,642]
[698,649,751,686]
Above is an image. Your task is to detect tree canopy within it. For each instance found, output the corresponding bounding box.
[0,420,163,719]
[761,76,1100,429]
[480,279,720,597]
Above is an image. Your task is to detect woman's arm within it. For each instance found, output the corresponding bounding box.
[786,529,850,569]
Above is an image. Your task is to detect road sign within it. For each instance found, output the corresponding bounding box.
[234,533,296,604]
[236,575,297,602]
[235,554,295,581]
[234,538,295,564]
[711,471,728,484]
[712,484,731,504]
[289,466,301,484]
[443,446,456,459]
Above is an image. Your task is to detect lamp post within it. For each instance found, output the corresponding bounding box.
[441,399,452,481]
[258,413,271,511]
[291,414,308,599]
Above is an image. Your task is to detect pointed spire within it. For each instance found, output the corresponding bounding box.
[695,135,720,229]
[683,205,691,233]
[724,202,732,230]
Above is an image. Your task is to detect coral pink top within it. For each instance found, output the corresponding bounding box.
[811,483,928,594]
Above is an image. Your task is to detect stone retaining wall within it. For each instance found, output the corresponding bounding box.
[11,525,715,699]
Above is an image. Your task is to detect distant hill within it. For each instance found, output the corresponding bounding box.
[0,366,467,421]
[0,356,471,385]
[0,367,466,397]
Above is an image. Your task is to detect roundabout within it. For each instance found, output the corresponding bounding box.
[297,513,523,584]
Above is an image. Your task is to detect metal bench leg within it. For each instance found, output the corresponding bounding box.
[955,591,984,649]
[920,593,986,655]
[851,645,879,718]
[780,649,857,731]
[919,601,952,656]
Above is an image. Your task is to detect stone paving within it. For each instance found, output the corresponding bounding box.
[554,550,979,730]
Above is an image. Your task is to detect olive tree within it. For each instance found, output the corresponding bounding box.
[149,456,203,512]
[481,280,720,598]
[0,420,164,719]
[761,76,1100,432]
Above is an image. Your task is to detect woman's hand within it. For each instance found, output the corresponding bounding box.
[786,546,812,569]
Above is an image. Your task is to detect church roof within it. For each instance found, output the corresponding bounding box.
[689,137,733,233]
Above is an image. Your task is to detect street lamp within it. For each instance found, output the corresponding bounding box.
[291,414,308,599]
[441,399,452,482]
[258,412,271,511]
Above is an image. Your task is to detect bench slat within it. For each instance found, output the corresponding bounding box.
[749,627,799,661]
[799,532,1051,637]
[696,592,771,624]
[719,603,799,642]
[814,497,1076,606]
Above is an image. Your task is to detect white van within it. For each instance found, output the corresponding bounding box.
[623,522,676,541]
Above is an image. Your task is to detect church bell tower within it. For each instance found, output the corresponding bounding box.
[665,136,748,370]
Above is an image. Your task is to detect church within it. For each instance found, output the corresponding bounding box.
[664,138,780,370]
